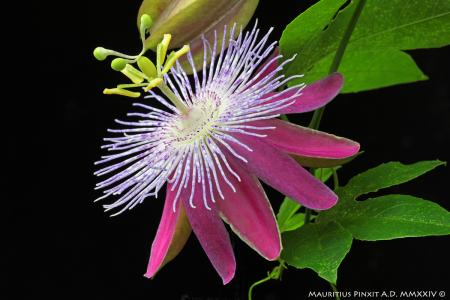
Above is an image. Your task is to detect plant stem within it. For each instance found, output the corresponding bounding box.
[332,168,340,189]
[308,107,325,130]
[248,260,287,300]
[308,0,367,130]
[330,283,341,300]
[248,276,272,300]
[328,0,367,74]
[304,208,312,224]
[306,0,366,222]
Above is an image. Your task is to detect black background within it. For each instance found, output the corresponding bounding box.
[11,0,449,299]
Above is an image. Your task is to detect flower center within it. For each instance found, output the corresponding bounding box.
[171,101,221,145]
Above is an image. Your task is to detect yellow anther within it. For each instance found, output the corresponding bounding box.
[137,56,157,79]
[157,34,172,71]
[144,78,163,91]
[121,64,146,84]
[103,88,141,98]
[161,45,190,75]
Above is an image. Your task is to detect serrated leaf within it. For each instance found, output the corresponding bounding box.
[336,194,450,240]
[280,0,450,92]
[282,221,353,284]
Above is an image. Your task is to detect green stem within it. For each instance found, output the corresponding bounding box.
[308,107,325,130]
[308,0,367,130]
[328,0,367,74]
[304,208,312,224]
[248,276,272,300]
[248,260,287,300]
[332,168,340,189]
[330,283,341,300]
[306,0,366,222]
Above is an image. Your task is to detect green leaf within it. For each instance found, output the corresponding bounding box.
[282,221,353,284]
[346,0,450,51]
[282,213,305,232]
[314,166,341,183]
[307,48,428,93]
[283,160,447,284]
[319,160,449,241]
[279,0,347,61]
[280,0,450,92]
[314,167,334,183]
[336,194,450,240]
[343,160,445,199]
[277,197,301,232]
[280,0,350,78]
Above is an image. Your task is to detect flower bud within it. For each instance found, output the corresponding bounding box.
[137,0,259,73]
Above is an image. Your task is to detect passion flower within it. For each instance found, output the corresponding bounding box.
[95,24,359,283]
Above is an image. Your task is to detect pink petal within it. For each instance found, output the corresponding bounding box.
[216,153,281,260]
[182,184,236,285]
[250,119,360,167]
[144,184,191,278]
[230,133,338,210]
[263,73,343,114]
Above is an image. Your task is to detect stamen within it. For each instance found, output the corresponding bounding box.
[157,34,172,72]
[121,64,146,84]
[103,88,140,98]
[137,56,157,79]
[161,45,190,75]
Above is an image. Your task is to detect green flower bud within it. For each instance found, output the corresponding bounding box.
[137,0,259,73]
